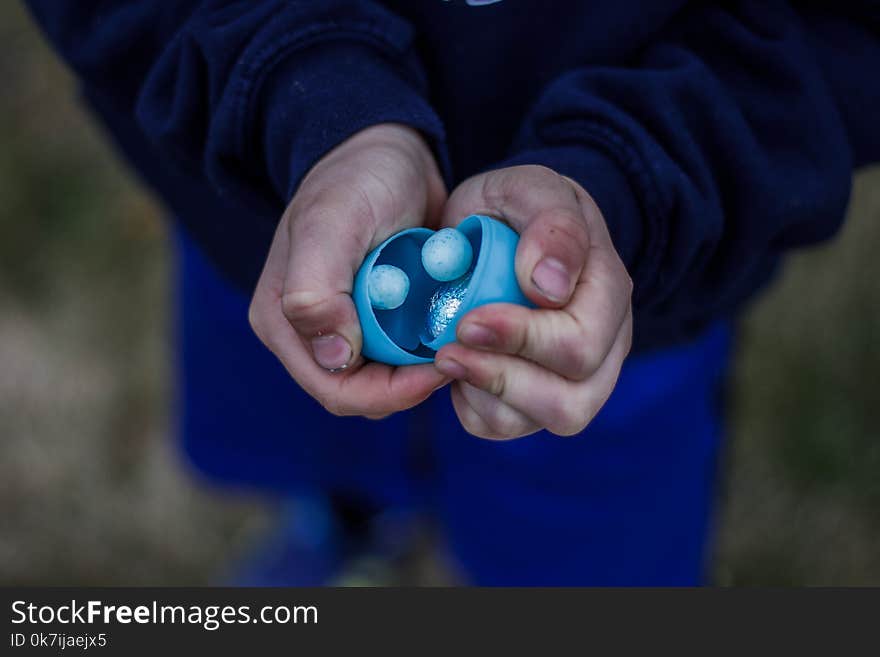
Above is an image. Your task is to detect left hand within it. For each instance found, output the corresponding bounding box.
[248,124,450,419]
[434,165,633,439]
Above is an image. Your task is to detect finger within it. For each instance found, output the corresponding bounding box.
[282,188,377,371]
[435,310,631,436]
[249,209,293,344]
[451,382,541,440]
[456,246,631,380]
[437,344,585,435]
[259,284,449,416]
[442,166,590,307]
[332,360,450,417]
[251,217,450,416]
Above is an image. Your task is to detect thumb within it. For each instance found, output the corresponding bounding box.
[443,166,591,308]
[514,196,591,308]
[281,191,373,371]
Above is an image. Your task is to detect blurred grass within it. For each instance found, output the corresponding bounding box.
[715,168,880,586]
[0,3,270,586]
[0,3,877,585]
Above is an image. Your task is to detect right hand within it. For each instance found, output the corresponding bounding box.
[248,124,450,418]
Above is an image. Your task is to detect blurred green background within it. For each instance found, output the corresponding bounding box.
[1,3,877,585]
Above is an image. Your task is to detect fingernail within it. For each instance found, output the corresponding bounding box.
[531,257,572,302]
[311,334,352,371]
[458,323,497,348]
[435,357,468,380]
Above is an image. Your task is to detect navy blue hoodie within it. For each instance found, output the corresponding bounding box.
[24,1,880,350]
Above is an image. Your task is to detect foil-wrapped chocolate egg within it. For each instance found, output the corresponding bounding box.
[368,264,410,310]
[426,273,472,339]
[421,228,473,282]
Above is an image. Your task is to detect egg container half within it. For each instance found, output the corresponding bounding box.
[353,214,533,366]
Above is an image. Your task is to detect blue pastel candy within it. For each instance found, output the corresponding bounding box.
[421,227,473,282]
[368,264,410,310]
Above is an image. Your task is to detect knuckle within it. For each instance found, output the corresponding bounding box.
[507,317,531,357]
[555,422,588,438]
[454,388,500,439]
[613,257,635,298]
[482,166,543,209]
[458,409,492,439]
[547,397,590,437]
[280,289,324,325]
[480,170,509,213]
[484,420,513,440]
[318,393,346,417]
[561,331,601,380]
[518,164,558,183]
[559,174,584,194]
[522,164,556,177]
[247,299,266,341]
[473,396,533,440]
[533,164,559,179]
[486,370,507,398]
[516,164,559,190]
[477,410,515,440]
[464,420,494,440]
[623,323,634,355]
[551,416,589,437]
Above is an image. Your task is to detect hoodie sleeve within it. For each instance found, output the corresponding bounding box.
[497,1,880,351]
[23,0,448,206]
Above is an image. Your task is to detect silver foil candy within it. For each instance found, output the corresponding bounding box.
[426,273,472,339]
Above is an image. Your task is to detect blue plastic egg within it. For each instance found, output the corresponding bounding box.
[353,216,532,366]
[368,264,410,310]
[421,227,473,282]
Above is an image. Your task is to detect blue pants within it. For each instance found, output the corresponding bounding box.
[177,229,733,585]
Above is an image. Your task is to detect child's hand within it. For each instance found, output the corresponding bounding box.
[249,124,450,418]
[434,166,633,439]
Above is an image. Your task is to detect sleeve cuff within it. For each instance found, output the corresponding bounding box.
[257,41,449,202]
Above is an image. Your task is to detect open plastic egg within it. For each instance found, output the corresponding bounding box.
[352,215,532,366]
